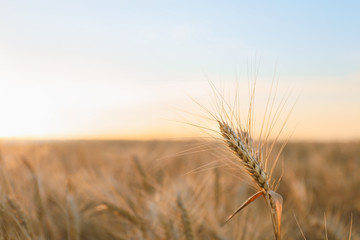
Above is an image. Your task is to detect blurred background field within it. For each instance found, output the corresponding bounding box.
[0,139,358,239]
[1,1,360,239]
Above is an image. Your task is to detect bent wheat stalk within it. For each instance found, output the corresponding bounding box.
[219,120,283,240]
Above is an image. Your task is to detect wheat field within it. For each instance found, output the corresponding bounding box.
[0,139,357,239]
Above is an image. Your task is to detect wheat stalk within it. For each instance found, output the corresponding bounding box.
[219,120,283,240]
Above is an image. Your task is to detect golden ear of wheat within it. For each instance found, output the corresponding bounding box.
[219,120,283,240]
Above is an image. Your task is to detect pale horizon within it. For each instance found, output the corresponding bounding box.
[1,1,359,141]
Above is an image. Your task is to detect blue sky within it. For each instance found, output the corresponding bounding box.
[0,1,359,140]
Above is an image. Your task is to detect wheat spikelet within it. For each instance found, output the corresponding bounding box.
[219,120,283,240]
[201,77,290,240]
[7,196,34,239]
[177,195,194,240]
[100,201,140,226]
[21,157,44,222]
[99,201,149,238]
[218,121,270,192]
[133,156,156,194]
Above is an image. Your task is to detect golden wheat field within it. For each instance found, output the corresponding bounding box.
[3,1,360,239]
[0,139,357,240]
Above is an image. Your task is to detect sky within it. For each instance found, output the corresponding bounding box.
[0,1,359,141]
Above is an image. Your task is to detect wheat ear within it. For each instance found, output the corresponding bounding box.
[177,195,194,240]
[219,120,283,240]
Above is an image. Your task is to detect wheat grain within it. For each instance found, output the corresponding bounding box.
[219,120,283,240]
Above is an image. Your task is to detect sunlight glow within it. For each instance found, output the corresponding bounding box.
[1,1,359,140]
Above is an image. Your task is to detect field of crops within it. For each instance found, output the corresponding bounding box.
[0,140,358,239]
